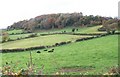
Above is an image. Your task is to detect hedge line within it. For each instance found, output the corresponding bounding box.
[1,34,38,43]
[49,31,120,35]
[75,33,111,42]
[9,32,33,35]
[1,32,119,53]
[40,32,106,36]
[1,46,45,53]
[3,32,119,43]
[41,32,120,36]
[54,41,72,46]
[1,41,72,53]
[1,33,108,53]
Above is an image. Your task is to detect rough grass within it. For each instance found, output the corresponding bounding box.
[2,25,105,41]
[1,34,91,49]
[76,25,106,33]
[9,34,31,40]
[37,25,106,34]
[2,25,104,35]
[2,35,118,75]
[7,29,23,34]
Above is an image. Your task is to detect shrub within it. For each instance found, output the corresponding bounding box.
[17,38,20,40]
[75,38,84,42]
[76,29,78,31]
[44,49,47,51]
[11,33,14,35]
[28,33,38,38]
[72,28,75,32]
[98,27,106,31]
[64,31,66,33]
[1,57,44,75]
[66,41,71,44]
[59,42,66,45]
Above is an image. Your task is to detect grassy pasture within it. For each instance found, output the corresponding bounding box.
[2,35,118,75]
[9,34,31,40]
[37,25,107,34]
[0,29,28,41]
[7,26,104,40]
[7,29,23,34]
[1,34,91,49]
[76,25,106,33]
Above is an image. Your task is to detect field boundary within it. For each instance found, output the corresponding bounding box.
[1,32,120,43]
[1,32,104,43]
[1,33,119,53]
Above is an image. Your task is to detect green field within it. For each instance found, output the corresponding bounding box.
[7,29,23,34]
[2,35,118,75]
[36,25,106,34]
[1,25,118,75]
[9,34,31,40]
[1,25,104,41]
[1,25,107,41]
[1,34,91,49]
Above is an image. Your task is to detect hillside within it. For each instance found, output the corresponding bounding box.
[1,12,119,75]
[1,22,119,75]
[7,12,111,32]
[2,35,118,75]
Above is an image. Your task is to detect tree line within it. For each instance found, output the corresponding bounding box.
[7,12,111,32]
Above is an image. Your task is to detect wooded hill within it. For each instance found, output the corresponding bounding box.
[7,12,115,32]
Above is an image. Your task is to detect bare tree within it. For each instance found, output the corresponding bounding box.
[102,19,118,34]
[2,32,9,42]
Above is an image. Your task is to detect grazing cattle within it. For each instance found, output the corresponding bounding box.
[72,28,75,32]
[44,49,47,51]
[6,62,8,65]
[37,51,41,53]
[64,31,66,33]
[76,29,78,31]
[48,49,54,52]
[48,50,53,52]
[52,49,54,51]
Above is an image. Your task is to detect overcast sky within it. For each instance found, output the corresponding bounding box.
[0,0,119,29]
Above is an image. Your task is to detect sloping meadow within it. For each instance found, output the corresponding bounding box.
[1,34,92,49]
[2,35,118,75]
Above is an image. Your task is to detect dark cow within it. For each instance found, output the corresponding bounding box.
[76,29,78,31]
[6,62,8,65]
[48,49,54,52]
[52,49,54,51]
[44,49,47,51]
[37,51,41,53]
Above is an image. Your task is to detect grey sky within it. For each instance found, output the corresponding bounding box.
[0,0,119,29]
